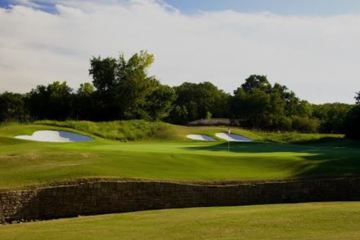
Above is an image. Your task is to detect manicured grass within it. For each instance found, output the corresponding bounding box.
[1,202,360,240]
[0,122,358,189]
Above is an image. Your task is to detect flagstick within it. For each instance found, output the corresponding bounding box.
[227,128,231,152]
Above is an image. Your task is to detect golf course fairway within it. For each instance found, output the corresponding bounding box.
[0,121,359,189]
[0,121,360,239]
[1,202,360,240]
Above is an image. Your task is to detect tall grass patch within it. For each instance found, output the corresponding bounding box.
[36,120,172,141]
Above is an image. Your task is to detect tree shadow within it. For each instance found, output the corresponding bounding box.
[293,137,360,146]
[183,138,360,178]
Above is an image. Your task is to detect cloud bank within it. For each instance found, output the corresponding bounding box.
[0,0,359,103]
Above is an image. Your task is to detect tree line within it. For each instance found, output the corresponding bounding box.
[0,51,359,138]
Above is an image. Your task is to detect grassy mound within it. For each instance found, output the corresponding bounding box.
[35,120,260,142]
[35,120,342,143]
[1,202,360,240]
[35,120,173,141]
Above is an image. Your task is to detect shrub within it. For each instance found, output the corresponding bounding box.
[291,116,320,133]
[344,105,360,140]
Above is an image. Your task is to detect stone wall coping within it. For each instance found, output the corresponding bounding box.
[2,176,360,193]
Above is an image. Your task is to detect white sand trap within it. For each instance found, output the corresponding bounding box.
[186,134,215,141]
[215,133,252,142]
[15,130,92,143]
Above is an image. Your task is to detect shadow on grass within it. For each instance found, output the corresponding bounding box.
[294,137,360,146]
[183,138,360,178]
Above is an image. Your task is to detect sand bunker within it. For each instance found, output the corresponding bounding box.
[186,134,215,141]
[215,133,252,142]
[15,130,92,143]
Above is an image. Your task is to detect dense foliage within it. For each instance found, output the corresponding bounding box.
[0,92,28,122]
[27,81,73,120]
[230,75,319,132]
[345,92,360,139]
[168,82,229,124]
[0,51,356,134]
[88,51,175,120]
[312,103,353,133]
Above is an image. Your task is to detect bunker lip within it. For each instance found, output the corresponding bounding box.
[15,130,92,143]
[186,134,215,141]
[215,132,252,142]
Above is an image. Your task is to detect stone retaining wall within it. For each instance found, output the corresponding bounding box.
[1,177,360,223]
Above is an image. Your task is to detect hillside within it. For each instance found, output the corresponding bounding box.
[35,120,343,143]
[0,121,357,189]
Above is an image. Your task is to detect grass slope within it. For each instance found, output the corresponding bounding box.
[0,121,358,189]
[1,202,360,240]
[35,120,343,143]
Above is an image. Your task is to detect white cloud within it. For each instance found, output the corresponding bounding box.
[0,0,359,103]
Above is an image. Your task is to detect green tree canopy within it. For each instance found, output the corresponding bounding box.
[72,83,96,120]
[89,57,117,93]
[89,51,174,120]
[231,75,319,132]
[144,85,176,120]
[77,83,95,96]
[240,75,271,93]
[0,92,28,122]
[0,50,353,134]
[312,103,352,133]
[345,92,360,139]
[27,81,73,120]
[345,105,360,139]
[169,82,229,123]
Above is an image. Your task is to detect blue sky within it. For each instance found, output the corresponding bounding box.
[2,0,360,15]
[166,0,360,15]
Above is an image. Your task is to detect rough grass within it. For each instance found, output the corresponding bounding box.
[0,121,357,189]
[35,120,173,141]
[1,202,360,240]
[35,120,343,143]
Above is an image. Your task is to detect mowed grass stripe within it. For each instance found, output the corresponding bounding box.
[0,202,360,240]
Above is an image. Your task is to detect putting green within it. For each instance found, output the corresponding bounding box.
[1,202,360,240]
[0,121,359,189]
